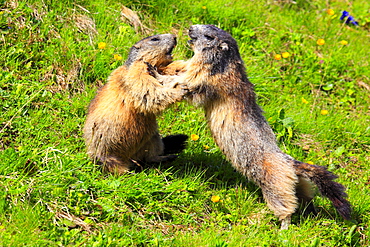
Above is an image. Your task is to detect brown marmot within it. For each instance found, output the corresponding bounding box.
[83,34,188,175]
[161,25,351,229]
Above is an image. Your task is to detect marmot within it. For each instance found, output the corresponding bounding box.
[164,25,351,229]
[83,34,188,175]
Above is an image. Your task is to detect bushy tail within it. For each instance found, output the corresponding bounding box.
[162,134,188,155]
[293,160,351,220]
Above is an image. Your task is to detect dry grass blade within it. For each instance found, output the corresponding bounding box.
[120,5,149,34]
[358,81,370,92]
[55,211,92,233]
[46,203,93,233]
[4,0,18,9]
[74,14,98,47]
[75,14,98,37]
[42,58,82,92]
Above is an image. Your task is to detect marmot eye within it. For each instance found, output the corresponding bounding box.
[151,37,160,41]
[204,35,214,41]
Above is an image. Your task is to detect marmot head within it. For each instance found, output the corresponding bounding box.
[125,34,177,68]
[188,25,242,74]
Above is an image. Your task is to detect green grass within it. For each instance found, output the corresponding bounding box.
[1,0,369,246]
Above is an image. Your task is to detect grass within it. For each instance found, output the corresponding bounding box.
[1,0,369,246]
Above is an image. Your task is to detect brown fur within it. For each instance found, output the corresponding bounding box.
[165,25,351,229]
[83,34,187,174]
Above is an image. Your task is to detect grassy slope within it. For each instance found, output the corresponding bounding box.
[0,0,369,246]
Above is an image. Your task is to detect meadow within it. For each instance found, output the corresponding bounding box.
[0,0,369,246]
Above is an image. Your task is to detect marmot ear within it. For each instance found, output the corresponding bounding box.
[220,42,228,51]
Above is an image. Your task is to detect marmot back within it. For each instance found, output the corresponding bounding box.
[177,25,351,229]
[83,34,188,174]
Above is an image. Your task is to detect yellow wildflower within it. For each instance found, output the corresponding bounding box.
[191,134,199,141]
[307,161,314,165]
[202,6,207,9]
[327,9,335,15]
[98,42,107,49]
[301,98,308,104]
[274,54,282,60]
[211,195,221,203]
[339,40,348,46]
[320,109,329,115]
[114,54,123,60]
[203,145,210,150]
[282,52,290,58]
[317,39,325,46]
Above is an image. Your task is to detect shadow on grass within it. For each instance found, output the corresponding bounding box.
[137,149,358,227]
[137,150,263,198]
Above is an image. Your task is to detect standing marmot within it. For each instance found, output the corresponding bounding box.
[165,25,351,229]
[83,34,188,175]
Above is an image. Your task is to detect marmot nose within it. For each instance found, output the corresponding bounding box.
[166,34,176,44]
[189,25,202,32]
[188,26,195,35]
[188,26,198,39]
